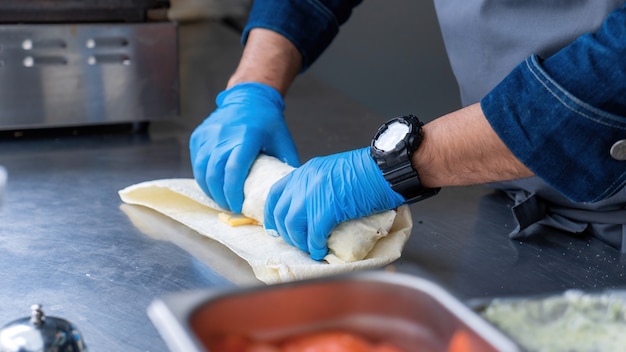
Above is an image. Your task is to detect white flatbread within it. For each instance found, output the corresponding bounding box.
[119,155,413,284]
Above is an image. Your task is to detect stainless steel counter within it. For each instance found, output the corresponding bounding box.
[1,21,625,351]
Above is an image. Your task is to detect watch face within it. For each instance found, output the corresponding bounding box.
[374,121,409,152]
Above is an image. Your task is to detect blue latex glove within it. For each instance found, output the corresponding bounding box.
[190,82,300,213]
[264,147,405,260]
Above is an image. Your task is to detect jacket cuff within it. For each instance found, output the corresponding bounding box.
[242,0,360,71]
[481,55,626,203]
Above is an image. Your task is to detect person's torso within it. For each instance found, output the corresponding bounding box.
[432,0,626,245]
[433,0,625,105]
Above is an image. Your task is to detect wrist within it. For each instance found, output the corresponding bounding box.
[218,82,285,111]
[227,28,302,95]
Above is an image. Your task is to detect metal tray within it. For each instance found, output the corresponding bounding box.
[148,271,520,352]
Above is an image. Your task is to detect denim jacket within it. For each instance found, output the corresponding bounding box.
[243,0,626,246]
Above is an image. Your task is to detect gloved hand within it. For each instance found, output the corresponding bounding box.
[190,82,300,213]
[264,147,405,260]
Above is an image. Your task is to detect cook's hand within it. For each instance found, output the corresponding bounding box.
[190,82,300,213]
[264,147,405,260]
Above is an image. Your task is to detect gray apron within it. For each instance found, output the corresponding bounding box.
[433,0,626,250]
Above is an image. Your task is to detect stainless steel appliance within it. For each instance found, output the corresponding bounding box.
[0,1,178,131]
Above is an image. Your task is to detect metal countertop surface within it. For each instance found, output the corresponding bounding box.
[1,21,625,351]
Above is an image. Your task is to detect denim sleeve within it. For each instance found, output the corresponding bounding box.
[481,5,626,203]
[242,0,363,71]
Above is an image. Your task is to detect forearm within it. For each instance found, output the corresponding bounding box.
[414,103,534,188]
[242,0,362,71]
[227,28,303,96]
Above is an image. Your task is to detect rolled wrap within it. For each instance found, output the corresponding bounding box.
[241,155,398,263]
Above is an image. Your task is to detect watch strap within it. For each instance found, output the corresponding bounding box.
[383,161,440,204]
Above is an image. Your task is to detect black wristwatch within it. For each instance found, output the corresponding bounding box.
[370,115,440,204]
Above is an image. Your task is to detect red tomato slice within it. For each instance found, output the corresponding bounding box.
[207,334,251,352]
[448,330,481,352]
[372,343,405,352]
[281,331,373,352]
